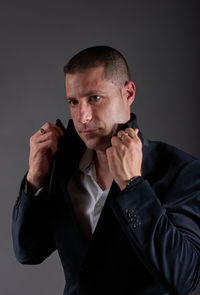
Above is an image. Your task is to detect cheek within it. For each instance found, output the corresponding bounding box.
[101,112,117,132]
[70,108,77,122]
[103,105,117,121]
[70,110,79,131]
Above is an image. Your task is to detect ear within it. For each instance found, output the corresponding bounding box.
[122,81,136,106]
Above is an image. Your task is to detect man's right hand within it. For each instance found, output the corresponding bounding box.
[26,122,64,194]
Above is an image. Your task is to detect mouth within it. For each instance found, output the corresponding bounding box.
[80,128,100,135]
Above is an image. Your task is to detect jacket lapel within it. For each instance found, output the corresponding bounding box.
[50,114,149,277]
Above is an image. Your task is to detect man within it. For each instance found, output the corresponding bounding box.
[12,46,200,295]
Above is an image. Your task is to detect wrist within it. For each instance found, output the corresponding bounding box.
[26,172,46,193]
[119,175,142,191]
[126,175,143,189]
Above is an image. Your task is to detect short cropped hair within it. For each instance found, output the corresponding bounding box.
[63,46,131,88]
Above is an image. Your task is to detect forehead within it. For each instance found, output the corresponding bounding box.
[65,66,115,97]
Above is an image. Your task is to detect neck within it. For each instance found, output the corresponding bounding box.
[95,150,109,170]
[94,150,113,190]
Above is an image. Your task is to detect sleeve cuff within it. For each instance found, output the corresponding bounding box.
[24,180,44,196]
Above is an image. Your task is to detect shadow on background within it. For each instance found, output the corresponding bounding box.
[0,0,199,294]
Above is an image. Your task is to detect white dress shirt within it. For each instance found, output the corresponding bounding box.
[25,149,110,240]
[67,149,109,239]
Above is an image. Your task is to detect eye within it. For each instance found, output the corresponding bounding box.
[89,95,102,103]
[67,99,79,106]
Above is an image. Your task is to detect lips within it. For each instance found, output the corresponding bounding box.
[80,128,99,134]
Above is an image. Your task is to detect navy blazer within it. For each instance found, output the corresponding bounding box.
[12,114,200,295]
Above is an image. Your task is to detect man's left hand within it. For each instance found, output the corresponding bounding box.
[106,128,142,190]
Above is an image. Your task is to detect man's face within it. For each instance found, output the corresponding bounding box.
[65,66,133,151]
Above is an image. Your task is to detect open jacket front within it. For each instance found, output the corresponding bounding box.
[12,114,200,295]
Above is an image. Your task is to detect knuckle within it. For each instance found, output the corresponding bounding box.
[125,128,132,133]
[30,135,35,145]
[111,148,117,157]
[47,131,58,141]
[111,136,117,145]
[117,130,123,137]
[106,146,112,153]
[119,143,125,150]
[48,138,55,146]
[127,140,134,148]
[44,122,52,130]
[47,131,54,138]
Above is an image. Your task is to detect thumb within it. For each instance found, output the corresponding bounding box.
[106,146,112,158]
[134,128,139,135]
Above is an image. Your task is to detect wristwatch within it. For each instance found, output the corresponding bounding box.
[126,176,143,189]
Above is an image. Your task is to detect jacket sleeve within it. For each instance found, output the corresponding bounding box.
[109,159,200,295]
[12,176,56,265]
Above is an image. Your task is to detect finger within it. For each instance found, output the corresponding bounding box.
[36,131,59,144]
[46,140,58,155]
[53,125,64,137]
[38,123,64,137]
[106,146,112,158]
[117,130,132,146]
[36,139,58,156]
[36,126,63,141]
[39,122,53,133]
[117,130,128,139]
[111,135,123,147]
[133,128,139,135]
[125,128,142,150]
[125,128,139,140]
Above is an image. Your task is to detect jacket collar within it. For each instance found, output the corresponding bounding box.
[67,112,142,144]
[114,113,146,146]
[55,112,146,186]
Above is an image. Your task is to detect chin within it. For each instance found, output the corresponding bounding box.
[84,137,111,151]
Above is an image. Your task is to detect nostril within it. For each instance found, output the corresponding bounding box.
[78,105,92,124]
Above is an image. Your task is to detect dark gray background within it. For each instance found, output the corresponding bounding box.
[0,0,199,294]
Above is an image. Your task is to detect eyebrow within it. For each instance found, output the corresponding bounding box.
[66,90,107,100]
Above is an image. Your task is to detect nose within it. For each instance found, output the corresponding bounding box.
[78,101,93,124]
